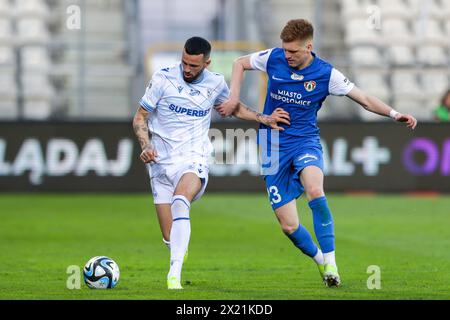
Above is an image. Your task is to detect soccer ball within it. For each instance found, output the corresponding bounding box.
[83,256,120,289]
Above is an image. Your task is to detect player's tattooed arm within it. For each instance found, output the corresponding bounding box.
[232,103,290,131]
[133,107,158,163]
[216,55,254,117]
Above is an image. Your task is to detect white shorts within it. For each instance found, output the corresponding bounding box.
[146,161,209,204]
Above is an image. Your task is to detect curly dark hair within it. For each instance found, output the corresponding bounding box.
[184,37,211,60]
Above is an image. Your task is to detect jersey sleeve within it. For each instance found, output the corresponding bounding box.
[329,68,355,96]
[214,77,230,106]
[140,71,166,112]
[249,48,274,72]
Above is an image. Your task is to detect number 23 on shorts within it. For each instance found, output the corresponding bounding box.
[267,186,282,205]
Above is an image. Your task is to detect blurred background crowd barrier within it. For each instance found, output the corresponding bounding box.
[0,122,449,192]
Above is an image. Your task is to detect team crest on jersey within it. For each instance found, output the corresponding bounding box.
[291,73,304,81]
[189,88,201,96]
[177,86,184,93]
[304,81,316,92]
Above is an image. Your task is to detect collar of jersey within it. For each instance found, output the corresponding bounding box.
[288,52,317,74]
[179,63,205,84]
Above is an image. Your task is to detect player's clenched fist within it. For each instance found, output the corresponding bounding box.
[140,146,158,163]
[393,113,418,130]
[216,99,239,117]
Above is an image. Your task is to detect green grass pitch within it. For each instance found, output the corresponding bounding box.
[0,193,449,300]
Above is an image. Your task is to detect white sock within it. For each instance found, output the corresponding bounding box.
[313,248,324,265]
[167,195,191,280]
[324,251,336,267]
[163,238,170,249]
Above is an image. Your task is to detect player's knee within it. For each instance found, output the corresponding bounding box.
[173,190,192,202]
[280,222,298,235]
[306,187,324,201]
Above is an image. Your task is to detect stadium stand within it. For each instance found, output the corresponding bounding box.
[0,0,448,122]
[0,3,16,118]
[341,0,450,121]
[54,0,134,119]
[0,0,134,120]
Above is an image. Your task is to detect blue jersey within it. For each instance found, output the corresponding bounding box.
[251,48,355,209]
[250,48,354,151]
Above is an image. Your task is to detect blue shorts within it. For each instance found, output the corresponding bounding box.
[264,146,324,210]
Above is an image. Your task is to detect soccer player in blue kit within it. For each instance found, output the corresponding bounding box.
[217,19,417,287]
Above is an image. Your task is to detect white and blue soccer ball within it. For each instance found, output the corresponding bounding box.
[83,256,120,289]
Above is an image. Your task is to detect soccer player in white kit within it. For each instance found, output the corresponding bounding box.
[133,37,290,289]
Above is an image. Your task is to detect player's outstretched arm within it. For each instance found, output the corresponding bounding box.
[132,106,158,163]
[231,102,290,131]
[216,55,254,117]
[347,86,418,130]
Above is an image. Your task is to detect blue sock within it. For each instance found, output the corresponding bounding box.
[309,196,335,253]
[287,225,319,258]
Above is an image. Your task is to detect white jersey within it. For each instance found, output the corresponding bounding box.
[140,63,229,165]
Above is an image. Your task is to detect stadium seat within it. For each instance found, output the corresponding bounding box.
[0,100,18,119]
[23,100,52,120]
[391,70,422,97]
[378,0,413,19]
[420,70,449,97]
[14,0,50,19]
[84,11,124,33]
[17,18,51,44]
[445,20,450,37]
[347,66,389,121]
[341,0,372,20]
[414,19,447,45]
[353,71,390,102]
[393,97,434,121]
[0,72,18,119]
[0,45,14,68]
[443,1,450,19]
[0,0,12,18]
[381,18,414,45]
[345,18,381,46]
[417,46,448,66]
[22,74,54,98]
[68,94,131,119]
[408,0,445,19]
[21,73,54,119]
[0,18,12,45]
[349,46,383,67]
[21,46,51,72]
[387,45,416,66]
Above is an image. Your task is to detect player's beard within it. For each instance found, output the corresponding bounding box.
[183,68,205,83]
